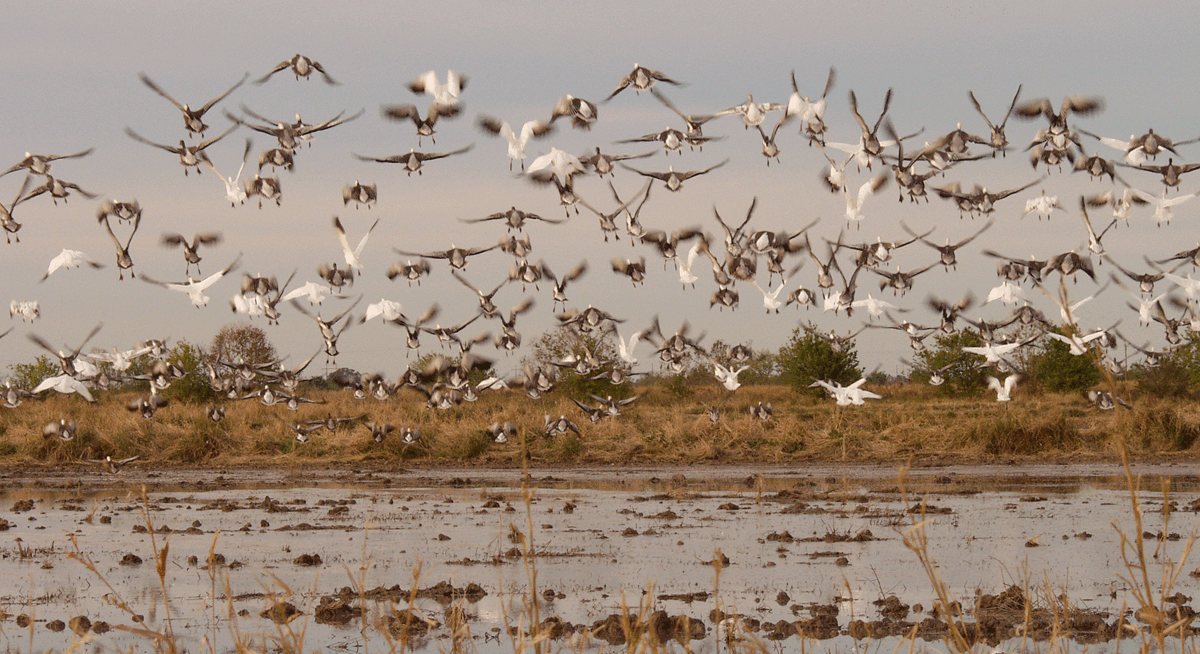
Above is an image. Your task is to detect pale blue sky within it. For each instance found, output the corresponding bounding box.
[3,1,1199,377]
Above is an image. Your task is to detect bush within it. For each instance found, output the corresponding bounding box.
[1026,326,1102,393]
[211,322,278,366]
[7,355,60,391]
[524,326,636,399]
[911,331,988,396]
[777,323,862,395]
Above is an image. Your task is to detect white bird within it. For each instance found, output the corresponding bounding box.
[712,361,750,391]
[609,324,649,365]
[478,116,554,170]
[963,338,1034,365]
[1023,190,1062,220]
[1131,187,1196,226]
[1164,271,1200,300]
[675,240,707,288]
[334,216,379,273]
[715,94,785,129]
[526,147,585,184]
[850,293,901,319]
[810,378,881,406]
[986,281,1026,305]
[1047,329,1109,356]
[203,138,252,206]
[142,255,240,307]
[9,300,39,322]
[408,69,467,106]
[986,374,1020,401]
[843,174,889,226]
[281,281,339,306]
[362,298,404,322]
[41,249,103,281]
[32,374,95,402]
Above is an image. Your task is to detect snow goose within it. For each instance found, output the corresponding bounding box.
[33,375,95,402]
[787,67,835,143]
[283,281,340,306]
[9,300,38,323]
[1086,188,1147,224]
[256,54,339,85]
[1130,187,1196,226]
[140,254,241,307]
[41,249,103,281]
[385,102,463,145]
[407,69,467,106]
[202,138,252,206]
[333,216,378,273]
[1023,190,1062,220]
[714,94,784,130]
[477,115,554,170]
[986,374,1019,402]
[139,71,247,137]
[842,174,889,227]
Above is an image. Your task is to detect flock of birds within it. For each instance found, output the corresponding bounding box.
[5,57,1200,468]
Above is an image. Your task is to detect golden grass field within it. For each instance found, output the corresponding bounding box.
[1,381,1198,468]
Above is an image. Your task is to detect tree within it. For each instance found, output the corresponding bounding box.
[7,355,60,391]
[911,330,988,396]
[524,325,635,398]
[778,323,862,395]
[210,322,277,367]
[705,340,780,385]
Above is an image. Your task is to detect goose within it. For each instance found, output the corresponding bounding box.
[407,69,467,106]
[450,271,506,318]
[851,293,903,319]
[816,142,853,193]
[232,270,295,325]
[786,285,817,308]
[22,174,98,205]
[1,148,93,179]
[333,216,378,273]
[964,335,1039,365]
[206,406,225,423]
[934,178,1043,218]
[40,249,103,281]
[525,147,585,184]
[590,393,639,417]
[9,300,38,322]
[571,397,606,423]
[386,258,432,286]
[580,147,657,179]
[1023,190,1062,220]
[32,374,95,402]
[611,256,647,285]
[0,175,33,242]
[127,392,169,419]
[140,254,241,307]
[96,198,142,224]
[544,414,581,437]
[477,115,554,170]
[365,421,395,444]
[649,88,719,146]
[1086,188,1148,224]
[461,206,563,232]
[139,71,248,137]
[714,93,785,130]
[786,67,836,143]
[605,64,683,101]
[125,124,236,175]
[986,280,1026,306]
[618,126,690,155]
[826,88,895,170]
[396,241,498,271]
[1120,157,1200,189]
[390,303,440,351]
[257,147,294,172]
[281,281,340,306]
[1077,198,1117,258]
[87,455,140,474]
[354,144,473,176]
[964,85,1022,155]
[928,294,974,333]
[1047,329,1110,356]
[673,239,709,288]
[871,261,936,297]
[749,401,774,421]
[385,102,463,145]
[29,322,102,378]
[342,181,377,209]
[810,378,880,406]
[317,262,353,289]
[543,260,587,307]
[97,213,138,280]
[986,374,1020,402]
[1130,187,1196,226]
[243,174,281,207]
[292,296,361,360]
[43,418,76,440]
[200,138,252,206]
[1044,250,1096,283]
[256,54,338,84]
[488,421,517,443]
[230,107,363,150]
[750,265,800,313]
[756,117,786,165]
[549,94,598,130]
[623,159,728,192]
[843,174,889,226]
[1164,271,1200,300]
[283,420,323,444]
[161,232,221,275]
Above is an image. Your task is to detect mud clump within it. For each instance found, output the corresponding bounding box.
[385,609,438,638]
[293,553,323,566]
[589,611,704,646]
[260,602,302,624]
[315,596,362,626]
[46,620,65,632]
[11,499,34,513]
[68,615,91,635]
[119,553,143,566]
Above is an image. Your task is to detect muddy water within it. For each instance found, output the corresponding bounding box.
[0,463,1197,654]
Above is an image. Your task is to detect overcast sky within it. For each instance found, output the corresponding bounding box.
[3,1,1199,379]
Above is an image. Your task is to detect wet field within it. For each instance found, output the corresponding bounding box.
[0,462,1197,654]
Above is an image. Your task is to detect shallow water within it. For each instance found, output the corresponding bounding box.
[0,462,1197,654]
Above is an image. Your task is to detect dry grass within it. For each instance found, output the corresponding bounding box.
[2,382,1199,468]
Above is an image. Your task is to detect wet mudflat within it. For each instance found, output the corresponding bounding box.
[0,462,1197,654]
